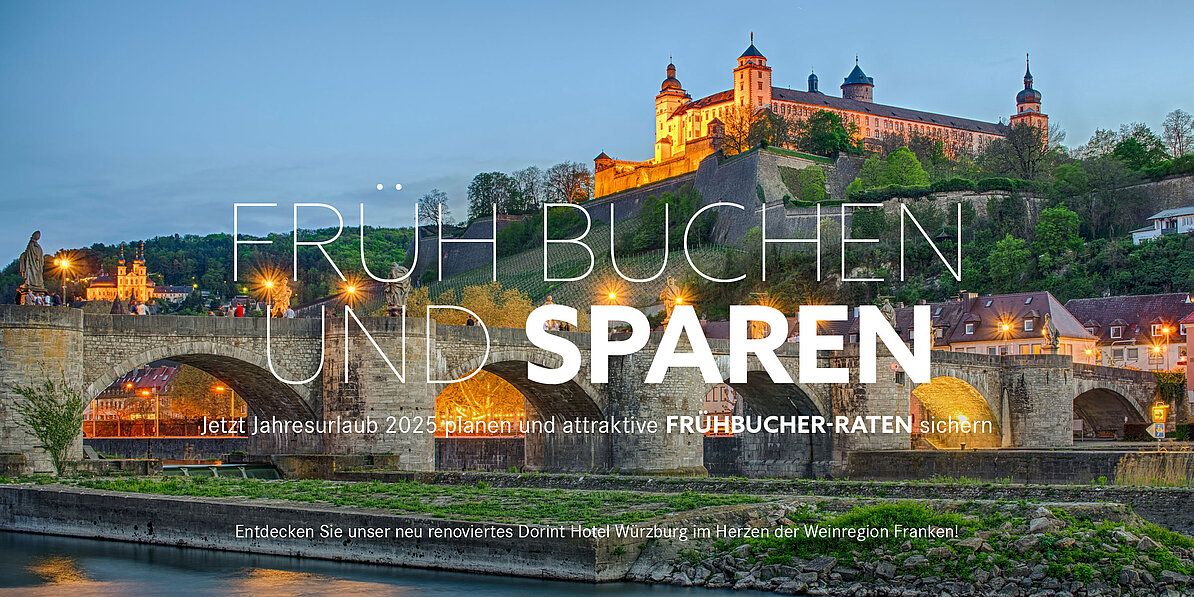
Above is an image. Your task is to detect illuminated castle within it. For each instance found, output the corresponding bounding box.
[86,243,156,303]
[594,40,1046,197]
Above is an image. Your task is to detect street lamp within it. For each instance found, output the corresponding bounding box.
[1162,326,1173,371]
[264,279,275,317]
[54,257,72,304]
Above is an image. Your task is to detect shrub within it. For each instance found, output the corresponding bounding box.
[795,165,827,203]
[930,177,977,193]
[756,184,766,203]
[10,374,87,474]
[976,177,1016,192]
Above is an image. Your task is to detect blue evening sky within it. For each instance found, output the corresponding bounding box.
[1,0,1191,260]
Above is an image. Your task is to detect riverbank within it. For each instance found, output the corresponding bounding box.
[329,469,1194,536]
[3,478,1194,595]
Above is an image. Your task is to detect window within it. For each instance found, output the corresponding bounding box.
[985,300,993,307]
[1152,324,1164,337]
[1000,346,1009,355]
[1019,344,1031,355]
[935,328,944,339]
[1182,324,1188,336]
[965,323,975,335]
[1086,327,1095,335]
[1110,326,1122,339]
[1112,348,1125,361]
[1127,348,1139,360]
[988,347,998,355]
[1024,319,1034,332]
[1025,297,1033,304]
[758,82,763,90]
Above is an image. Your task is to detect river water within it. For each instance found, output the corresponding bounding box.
[0,531,736,596]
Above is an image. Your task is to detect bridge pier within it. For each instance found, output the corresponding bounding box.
[603,349,706,475]
[0,306,84,474]
[1002,355,1075,448]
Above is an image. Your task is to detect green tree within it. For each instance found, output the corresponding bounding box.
[1051,163,1090,199]
[1034,205,1082,271]
[881,147,930,186]
[1112,137,1168,170]
[857,155,885,188]
[988,233,1030,292]
[467,172,519,219]
[795,165,827,202]
[10,373,87,474]
[792,110,861,157]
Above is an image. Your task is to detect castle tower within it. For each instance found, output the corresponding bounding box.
[1009,54,1048,131]
[733,34,771,112]
[655,61,690,161]
[808,69,821,94]
[841,58,874,102]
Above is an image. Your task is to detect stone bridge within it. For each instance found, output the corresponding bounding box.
[0,305,1161,475]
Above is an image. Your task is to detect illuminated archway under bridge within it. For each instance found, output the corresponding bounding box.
[912,376,1002,449]
[438,355,611,473]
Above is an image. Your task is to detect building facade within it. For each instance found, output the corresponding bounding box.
[840,291,1094,363]
[595,42,1046,198]
[1065,293,1192,371]
[85,244,156,303]
[1130,206,1194,244]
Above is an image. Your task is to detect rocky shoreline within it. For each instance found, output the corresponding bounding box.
[627,502,1194,597]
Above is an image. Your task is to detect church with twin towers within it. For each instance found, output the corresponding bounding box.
[594,37,1046,197]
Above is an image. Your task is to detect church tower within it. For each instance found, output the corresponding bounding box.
[1009,54,1047,131]
[733,34,771,112]
[841,58,874,102]
[655,61,689,161]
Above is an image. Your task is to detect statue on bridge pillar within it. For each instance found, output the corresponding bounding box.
[17,230,46,304]
[1042,312,1061,354]
[271,279,292,318]
[880,298,897,329]
[383,263,412,317]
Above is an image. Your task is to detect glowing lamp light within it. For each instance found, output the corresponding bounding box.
[213,386,226,393]
[1163,326,1172,334]
[608,292,617,300]
[125,382,134,390]
[675,297,684,305]
[1085,349,1093,355]
[140,389,151,396]
[1000,323,1011,332]
[1153,346,1163,353]
[265,280,274,289]
[347,286,356,294]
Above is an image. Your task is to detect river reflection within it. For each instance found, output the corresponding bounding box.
[0,532,733,596]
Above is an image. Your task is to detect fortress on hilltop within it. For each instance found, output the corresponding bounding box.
[594,38,1047,197]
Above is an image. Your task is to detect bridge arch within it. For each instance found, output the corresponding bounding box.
[1073,387,1146,439]
[706,370,833,478]
[912,376,1002,449]
[437,349,610,472]
[85,341,318,421]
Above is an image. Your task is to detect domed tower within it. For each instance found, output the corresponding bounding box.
[733,33,771,111]
[841,58,874,102]
[1009,54,1048,131]
[808,69,821,94]
[655,61,689,161]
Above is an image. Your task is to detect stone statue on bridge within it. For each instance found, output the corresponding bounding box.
[384,263,412,316]
[271,279,292,318]
[18,230,46,303]
[880,298,897,329]
[1042,312,1061,353]
[660,276,682,325]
